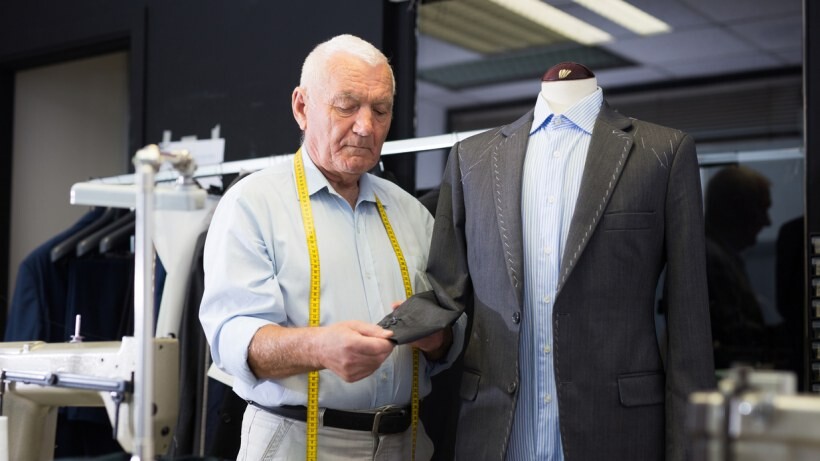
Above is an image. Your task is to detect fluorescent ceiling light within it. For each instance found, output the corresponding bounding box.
[419,0,570,54]
[490,0,612,45]
[573,0,671,35]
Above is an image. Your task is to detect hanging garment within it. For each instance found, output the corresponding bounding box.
[6,207,106,342]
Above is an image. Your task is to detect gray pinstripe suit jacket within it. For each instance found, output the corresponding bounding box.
[392,104,715,461]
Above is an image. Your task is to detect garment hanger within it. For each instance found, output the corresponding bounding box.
[99,219,136,254]
[75,210,136,257]
[49,207,117,262]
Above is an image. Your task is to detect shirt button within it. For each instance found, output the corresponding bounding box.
[381,371,388,381]
[543,345,552,354]
[544,247,553,255]
[553,151,561,158]
[548,195,556,203]
[544,394,553,404]
[542,296,551,304]
[512,312,521,324]
[507,381,518,394]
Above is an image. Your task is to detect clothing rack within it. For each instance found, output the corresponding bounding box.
[70,129,804,210]
[70,129,487,208]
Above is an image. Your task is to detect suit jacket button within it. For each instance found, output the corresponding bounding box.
[507,381,517,394]
[512,312,521,324]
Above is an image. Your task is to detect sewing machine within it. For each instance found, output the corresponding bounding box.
[0,336,178,461]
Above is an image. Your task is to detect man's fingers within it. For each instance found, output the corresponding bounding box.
[347,320,394,339]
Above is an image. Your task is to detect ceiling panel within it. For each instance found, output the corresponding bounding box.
[416,0,804,111]
[729,16,804,53]
[661,52,782,78]
[601,27,754,65]
[680,0,802,23]
[418,44,634,89]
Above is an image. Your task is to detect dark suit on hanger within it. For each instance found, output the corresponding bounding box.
[412,105,715,461]
[6,207,129,457]
[5,208,106,342]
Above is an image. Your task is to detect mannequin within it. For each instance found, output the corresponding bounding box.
[383,56,715,461]
[540,61,598,115]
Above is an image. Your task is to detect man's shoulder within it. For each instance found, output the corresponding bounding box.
[220,163,294,205]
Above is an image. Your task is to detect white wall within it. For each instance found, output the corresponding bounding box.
[8,52,129,302]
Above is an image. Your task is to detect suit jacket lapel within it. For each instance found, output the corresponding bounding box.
[557,105,634,295]
[493,110,533,308]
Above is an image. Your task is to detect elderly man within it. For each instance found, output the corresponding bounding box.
[199,34,459,460]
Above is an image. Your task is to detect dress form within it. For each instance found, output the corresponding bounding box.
[540,61,598,115]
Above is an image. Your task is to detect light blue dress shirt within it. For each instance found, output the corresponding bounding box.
[199,147,461,411]
[506,88,603,460]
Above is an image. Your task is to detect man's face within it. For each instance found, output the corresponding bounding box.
[292,53,393,183]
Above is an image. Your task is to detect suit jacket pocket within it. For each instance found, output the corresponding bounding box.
[618,371,664,407]
[602,211,655,231]
[460,369,480,401]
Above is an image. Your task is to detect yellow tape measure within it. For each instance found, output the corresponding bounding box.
[294,150,321,460]
[375,195,420,461]
[294,150,419,460]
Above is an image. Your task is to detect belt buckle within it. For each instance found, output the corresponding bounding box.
[371,405,404,436]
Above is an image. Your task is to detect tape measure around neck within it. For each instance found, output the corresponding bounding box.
[294,149,419,460]
[374,194,420,461]
[294,149,321,460]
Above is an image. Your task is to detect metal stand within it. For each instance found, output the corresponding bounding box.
[131,145,198,461]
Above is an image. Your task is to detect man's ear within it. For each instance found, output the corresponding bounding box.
[292,87,307,131]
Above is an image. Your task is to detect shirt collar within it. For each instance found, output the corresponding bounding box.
[299,145,382,207]
[529,87,603,136]
[299,145,331,196]
[357,172,379,207]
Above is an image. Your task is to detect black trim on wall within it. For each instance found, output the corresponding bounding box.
[129,6,148,158]
[804,0,820,393]
[0,70,12,335]
[382,0,418,195]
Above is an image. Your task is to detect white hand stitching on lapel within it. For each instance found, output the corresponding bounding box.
[557,130,631,290]
[493,131,520,289]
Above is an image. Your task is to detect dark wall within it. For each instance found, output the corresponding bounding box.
[142,2,385,161]
[0,0,417,327]
[805,0,820,393]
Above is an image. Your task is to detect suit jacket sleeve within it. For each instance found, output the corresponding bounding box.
[664,133,716,461]
[379,143,472,344]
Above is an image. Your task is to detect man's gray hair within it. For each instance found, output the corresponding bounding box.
[300,34,395,94]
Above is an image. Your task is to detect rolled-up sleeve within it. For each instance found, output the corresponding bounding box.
[199,186,285,386]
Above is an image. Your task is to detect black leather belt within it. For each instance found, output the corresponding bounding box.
[248,401,411,435]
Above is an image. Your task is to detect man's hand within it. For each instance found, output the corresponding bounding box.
[408,327,453,362]
[248,321,394,382]
[315,320,396,382]
[391,301,453,362]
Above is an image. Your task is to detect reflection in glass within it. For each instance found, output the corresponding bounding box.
[704,165,773,368]
[700,157,804,387]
